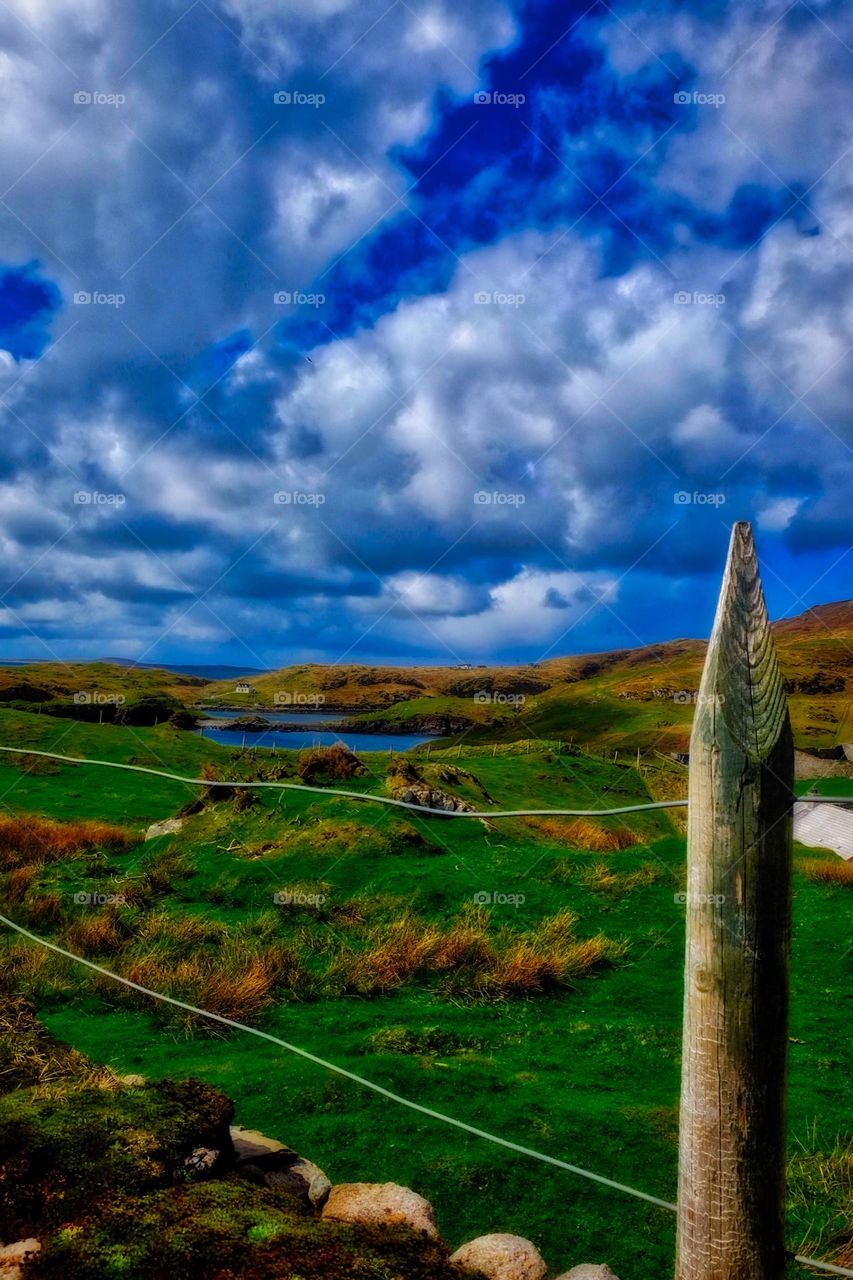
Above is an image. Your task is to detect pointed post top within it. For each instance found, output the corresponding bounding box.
[696,521,789,763]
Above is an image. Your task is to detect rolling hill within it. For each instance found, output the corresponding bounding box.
[0,600,849,750]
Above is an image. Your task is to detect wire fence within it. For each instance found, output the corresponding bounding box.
[0,742,851,1276]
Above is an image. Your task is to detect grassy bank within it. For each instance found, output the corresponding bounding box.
[0,710,849,1277]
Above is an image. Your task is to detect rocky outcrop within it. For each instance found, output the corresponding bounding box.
[392,783,477,813]
[322,1182,439,1238]
[449,1234,547,1280]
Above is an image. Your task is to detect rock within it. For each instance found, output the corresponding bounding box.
[321,1182,439,1238]
[556,1268,621,1280]
[182,1146,220,1180]
[0,1239,41,1278]
[449,1234,546,1280]
[145,817,184,840]
[392,784,477,814]
[230,1126,330,1209]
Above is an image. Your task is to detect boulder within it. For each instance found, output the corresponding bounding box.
[231,1126,330,1209]
[556,1268,621,1280]
[0,1239,41,1278]
[449,1234,546,1280]
[321,1182,439,1238]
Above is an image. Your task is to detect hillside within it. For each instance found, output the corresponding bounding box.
[196,600,853,751]
[0,599,849,749]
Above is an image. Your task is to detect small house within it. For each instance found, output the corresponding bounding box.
[234,681,253,694]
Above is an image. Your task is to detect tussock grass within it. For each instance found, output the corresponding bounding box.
[0,815,133,869]
[109,938,311,1030]
[563,860,665,896]
[797,857,853,886]
[788,1127,853,1268]
[531,816,639,851]
[327,906,622,1000]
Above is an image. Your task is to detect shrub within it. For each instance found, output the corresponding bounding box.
[298,744,366,785]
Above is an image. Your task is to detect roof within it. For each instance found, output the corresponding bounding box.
[793,801,853,860]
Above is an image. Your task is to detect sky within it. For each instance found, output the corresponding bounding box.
[0,0,851,670]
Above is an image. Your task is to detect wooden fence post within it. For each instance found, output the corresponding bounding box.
[676,521,793,1280]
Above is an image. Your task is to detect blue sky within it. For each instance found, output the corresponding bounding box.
[0,0,850,668]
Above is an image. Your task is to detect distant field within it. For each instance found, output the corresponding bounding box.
[0,709,849,1278]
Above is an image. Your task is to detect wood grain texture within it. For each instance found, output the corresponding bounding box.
[676,522,793,1280]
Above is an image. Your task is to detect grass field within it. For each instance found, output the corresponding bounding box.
[0,709,850,1277]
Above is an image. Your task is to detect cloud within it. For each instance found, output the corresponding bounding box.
[0,0,850,663]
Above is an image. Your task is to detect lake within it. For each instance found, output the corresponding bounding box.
[197,715,431,753]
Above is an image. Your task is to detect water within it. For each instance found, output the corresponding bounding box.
[199,724,431,753]
[201,708,342,726]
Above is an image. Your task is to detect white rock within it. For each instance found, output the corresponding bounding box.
[145,817,183,840]
[0,1238,41,1279]
[557,1267,621,1280]
[449,1233,547,1280]
[322,1182,439,1238]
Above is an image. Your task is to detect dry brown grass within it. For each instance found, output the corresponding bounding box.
[0,815,133,869]
[327,907,622,999]
[530,816,639,851]
[796,857,853,886]
[64,910,127,957]
[109,937,311,1029]
[4,863,40,902]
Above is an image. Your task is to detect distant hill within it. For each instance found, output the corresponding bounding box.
[194,599,853,751]
[0,599,849,749]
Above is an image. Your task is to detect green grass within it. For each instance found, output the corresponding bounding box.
[0,710,849,1278]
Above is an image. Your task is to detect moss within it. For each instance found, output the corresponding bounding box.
[0,1076,233,1238]
[29,1180,479,1279]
